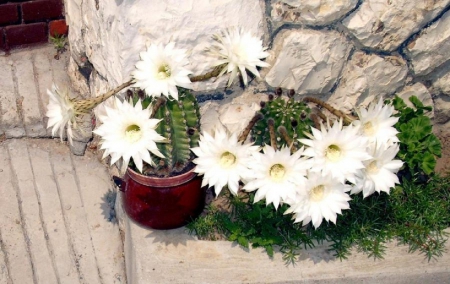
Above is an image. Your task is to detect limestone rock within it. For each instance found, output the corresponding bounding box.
[404,9,450,76]
[328,51,408,111]
[431,63,450,96]
[199,101,222,134]
[67,56,90,96]
[271,0,358,26]
[397,83,434,119]
[343,0,450,52]
[218,91,267,137]
[265,29,351,95]
[64,0,267,94]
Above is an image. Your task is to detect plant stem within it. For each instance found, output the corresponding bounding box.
[309,113,322,129]
[189,64,226,82]
[238,113,263,143]
[311,107,327,123]
[268,118,277,150]
[303,97,356,124]
[150,97,167,118]
[73,80,133,113]
[278,126,297,152]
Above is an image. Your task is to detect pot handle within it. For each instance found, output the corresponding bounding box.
[113,176,126,192]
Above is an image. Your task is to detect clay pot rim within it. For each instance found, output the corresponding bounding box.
[126,167,198,187]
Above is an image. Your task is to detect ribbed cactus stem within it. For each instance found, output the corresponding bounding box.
[277,126,297,152]
[238,112,263,143]
[268,118,277,150]
[73,80,133,114]
[303,97,356,124]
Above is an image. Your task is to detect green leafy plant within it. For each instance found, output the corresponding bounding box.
[49,33,68,59]
[388,95,442,178]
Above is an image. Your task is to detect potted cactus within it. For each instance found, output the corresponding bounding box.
[44,28,270,230]
[113,89,205,230]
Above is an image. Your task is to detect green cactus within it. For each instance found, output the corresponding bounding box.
[251,92,311,150]
[130,89,201,177]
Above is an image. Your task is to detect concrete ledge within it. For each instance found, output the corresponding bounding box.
[118,198,450,284]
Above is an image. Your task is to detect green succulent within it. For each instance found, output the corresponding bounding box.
[251,91,312,149]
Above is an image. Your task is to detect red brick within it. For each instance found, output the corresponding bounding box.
[0,28,5,51]
[49,19,68,37]
[22,0,63,23]
[0,3,19,26]
[5,23,47,49]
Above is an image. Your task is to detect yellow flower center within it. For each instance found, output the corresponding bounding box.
[157,64,171,80]
[363,121,375,136]
[125,124,142,143]
[367,161,379,174]
[325,144,341,162]
[219,151,236,168]
[269,164,286,181]
[310,185,325,202]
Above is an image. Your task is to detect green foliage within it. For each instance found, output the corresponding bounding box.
[49,33,67,53]
[187,95,449,265]
[388,95,441,177]
[189,174,450,264]
[130,89,201,176]
[251,96,311,148]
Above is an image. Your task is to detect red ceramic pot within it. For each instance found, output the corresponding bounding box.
[117,167,205,230]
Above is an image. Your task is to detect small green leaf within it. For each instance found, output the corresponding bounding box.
[237,236,249,248]
[424,135,442,157]
[393,96,407,110]
[421,152,436,175]
[409,96,424,109]
[407,117,432,140]
[265,245,274,258]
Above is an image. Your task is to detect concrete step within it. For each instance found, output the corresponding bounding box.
[119,200,450,284]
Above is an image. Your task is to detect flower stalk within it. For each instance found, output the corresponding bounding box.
[237,112,263,143]
[303,96,356,124]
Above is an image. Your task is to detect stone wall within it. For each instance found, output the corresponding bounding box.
[64,0,450,168]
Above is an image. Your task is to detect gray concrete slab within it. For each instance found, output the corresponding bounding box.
[0,138,126,284]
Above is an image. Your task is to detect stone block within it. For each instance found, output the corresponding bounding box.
[0,3,19,25]
[22,0,64,23]
[343,0,450,52]
[404,9,450,76]
[271,0,358,26]
[5,23,48,49]
[265,29,351,95]
[328,51,408,111]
